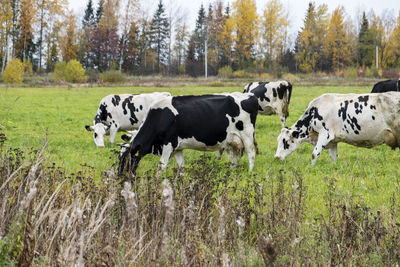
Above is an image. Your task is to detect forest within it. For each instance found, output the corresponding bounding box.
[0,0,400,80]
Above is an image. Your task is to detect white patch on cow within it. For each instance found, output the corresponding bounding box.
[88,92,171,147]
[149,97,178,115]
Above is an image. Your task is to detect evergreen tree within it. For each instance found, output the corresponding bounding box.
[358,12,374,66]
[82,0,96,28]
[193,4,207,64]
[96,0,104,24]
[149,0,170,73]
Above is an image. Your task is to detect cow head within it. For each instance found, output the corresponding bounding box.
[118,142,142,175]
[275,127,302,160]
[85,123,109,147]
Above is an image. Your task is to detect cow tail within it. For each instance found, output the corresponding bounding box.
[287,82,293,104]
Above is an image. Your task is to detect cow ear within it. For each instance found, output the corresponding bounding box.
[121,134,131,142]
[292,131,299,138]
[85,125,93,131]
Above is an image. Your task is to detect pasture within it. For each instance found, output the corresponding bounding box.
[1,85,398,214]
[1,84,400,265]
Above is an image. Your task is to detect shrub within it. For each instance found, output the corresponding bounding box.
[99,70,127,83]
[232,70,255,78]
[365,67,379,77]
[344,68,358,78]
[3,58,24,84]
[52,61,67,82]
[281,73,300,81]
[23,60,33,75]
[218,66,233,78]
[64,60,86,83]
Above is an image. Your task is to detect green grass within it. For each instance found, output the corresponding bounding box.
[0,84,398,219]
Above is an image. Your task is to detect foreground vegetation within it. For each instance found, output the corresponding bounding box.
[1,85,400,265]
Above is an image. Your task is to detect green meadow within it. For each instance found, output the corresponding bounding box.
[0,84,398,218]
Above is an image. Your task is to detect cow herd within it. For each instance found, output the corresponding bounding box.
[85,78,400,175]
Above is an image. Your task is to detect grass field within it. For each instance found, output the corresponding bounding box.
[2,84,400,265]
[1,84,399,218]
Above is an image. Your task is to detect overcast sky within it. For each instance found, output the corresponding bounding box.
[68,0,400,39]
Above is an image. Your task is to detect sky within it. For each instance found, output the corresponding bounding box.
[68,0,400,39]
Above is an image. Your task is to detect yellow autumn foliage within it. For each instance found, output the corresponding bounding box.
[3,58,24,84]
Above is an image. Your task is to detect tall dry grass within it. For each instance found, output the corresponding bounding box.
[1,131,400,266]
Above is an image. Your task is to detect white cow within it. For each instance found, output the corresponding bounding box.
[275,92,400,165]
[243,81,292,127]
[85,92,171,147]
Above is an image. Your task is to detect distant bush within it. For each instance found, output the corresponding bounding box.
[365,67,379,77]
[382,69,400,79]
[85,69,99,83]
[3,58,24,84]
[344,68,358,78]
[52,62,67,82]
[218,66,233,78]
[260,73,273,80]
[64,60,86,83]
[232,70,255,78]
[99,70,127,83]
[52,60,86,83]
[23,60,33,75]
[281,73,300,81]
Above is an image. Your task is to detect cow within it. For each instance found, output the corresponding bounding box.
[85,92,171,147]
[371,79,400,93]
[274,92,400,165]
[118,93,259,175]
[243,81,292,127]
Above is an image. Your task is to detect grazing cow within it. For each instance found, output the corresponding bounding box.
[243,80,292,127]
[118,93,258,175]
[85,92,171,147]
[275,92,400,165]
[371,79,400,93]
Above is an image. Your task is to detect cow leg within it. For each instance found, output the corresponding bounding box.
[174,151,184,176]
[109,126,118,144]
[216,149,224,160]
[242,135,256,172]
[158,144,174,175]
[329,143,338,163]
[311,130,334,165]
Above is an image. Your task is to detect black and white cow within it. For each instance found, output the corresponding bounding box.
[243,81,292,127]
[275,92,400,165]
[85,92,171,147]
[371,79,400,93]
[118,93,259,174]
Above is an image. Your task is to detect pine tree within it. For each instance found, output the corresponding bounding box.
[193,4,207,64]
[358,12,374,67]
[149,0,170,73]
[82,0,96,28]
[96,0,104,24]
[295,2,328,72]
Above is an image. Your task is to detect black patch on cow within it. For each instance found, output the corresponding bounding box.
[140,105,143,110]
[338,101,349,121]
[94,133,98,138]
[236,121,244,131]
[94,103,112,124]
[358,96,369,106]
[272,88,277,98]
[232,117,235,123]
[292,131,299,138]
[283,138,290,150]
[370,105,376,110]
[372,115,375,120]
[265,97,270,102]
[354,102,363,114]
[240,95,258,127]
[294,107,323,138]
[122,96,139,125]
[112,95,121,106]
[371,79,399,93]
[243,82,270,112]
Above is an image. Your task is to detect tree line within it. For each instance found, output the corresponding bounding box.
[1,0,400,77]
